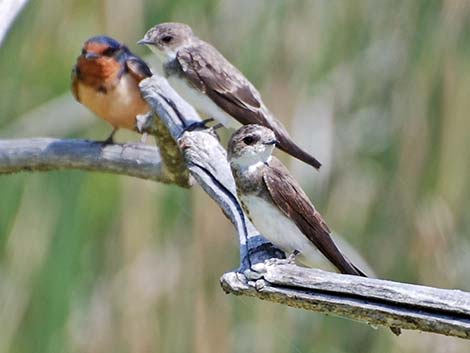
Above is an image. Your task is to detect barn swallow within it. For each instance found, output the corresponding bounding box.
[228,124,401,335]
[138,23,322,170]
[72,35,152,143]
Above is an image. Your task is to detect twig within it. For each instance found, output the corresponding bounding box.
[0,138,168,182]
[2,74,470,339]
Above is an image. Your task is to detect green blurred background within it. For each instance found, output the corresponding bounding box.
[1,0,470,352]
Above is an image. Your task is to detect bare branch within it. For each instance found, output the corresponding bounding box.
[2,74,470,339]
[0,138,169,182]
[139,76,277,268]
[139,76,470,339]
[221,262,470,339]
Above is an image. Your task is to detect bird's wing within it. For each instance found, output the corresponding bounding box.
[177,43,322,170]
[176,43,271,126]
[125,55,153,82]
[71,66,80,102]
[262,157,366,276]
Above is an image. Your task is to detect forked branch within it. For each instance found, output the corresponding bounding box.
[1,75,469,339]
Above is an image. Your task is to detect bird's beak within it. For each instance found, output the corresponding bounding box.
[265,139,279,146]
[85,52,100,60]
[137,38,153,46]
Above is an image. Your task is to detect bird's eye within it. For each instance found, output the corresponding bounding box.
[102,47,116,56]
[161,35,173,43]
[81,48,86,55]
[243,135,258,145]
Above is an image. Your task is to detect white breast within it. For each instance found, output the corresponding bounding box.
[167,75,241,129]
[241,194,334,270]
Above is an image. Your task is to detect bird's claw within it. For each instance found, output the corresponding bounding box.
[93,136,114,146]
[264,250,299,267]
[183,118,215,133]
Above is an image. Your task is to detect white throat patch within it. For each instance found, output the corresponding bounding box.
[147,45,176,63]
[231,145,274,171]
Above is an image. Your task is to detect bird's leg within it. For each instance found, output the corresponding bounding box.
[99,128,117,145]
[183,118,215,133]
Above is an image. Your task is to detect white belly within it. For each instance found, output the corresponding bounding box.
[167,75,241,129]
[241,194,334,269]
[78,74,149,130]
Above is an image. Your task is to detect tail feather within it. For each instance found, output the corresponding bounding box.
[336,255,368,277]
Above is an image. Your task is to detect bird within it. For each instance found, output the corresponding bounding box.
[138,22,322,170]
[72,35,153,143]
[228,124,365,275]
[228,124,401,336]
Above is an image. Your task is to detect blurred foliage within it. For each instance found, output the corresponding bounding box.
[1,0,470,352]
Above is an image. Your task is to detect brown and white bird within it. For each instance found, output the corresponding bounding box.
[138,22,322,170]
[72,36,152,143]
[228,124,365,275]
[228,125,402,335]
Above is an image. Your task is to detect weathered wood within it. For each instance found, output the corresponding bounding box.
[0,138,167,182]
[221,261,470,339]
[255,262,470,316]
[2,74,470,339]
[137,75,198,188]
[140,75,470,339]
[139,76,276,268]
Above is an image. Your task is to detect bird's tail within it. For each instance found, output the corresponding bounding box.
[336,254,368,277]
[272,122,322,170]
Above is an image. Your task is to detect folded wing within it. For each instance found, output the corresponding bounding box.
[263,157,366,276]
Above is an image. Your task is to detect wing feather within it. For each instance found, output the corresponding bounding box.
[263,158,366,276]
[176,43,322,169]
[125,55,153,82]
[176,43,271,126]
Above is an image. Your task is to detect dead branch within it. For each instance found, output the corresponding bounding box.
[1,75,469,339]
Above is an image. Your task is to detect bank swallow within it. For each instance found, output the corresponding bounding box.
[139,22,322,169]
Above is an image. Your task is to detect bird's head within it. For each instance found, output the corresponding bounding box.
[76,36,128,81]
[228,125,278,169]
[80,36,127,61]
[138,22,194,62]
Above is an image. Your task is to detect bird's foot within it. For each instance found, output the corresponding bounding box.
[95,129,117,146]
[94,136,115,146]
[264,250,300,267]
[183,118,215,133]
